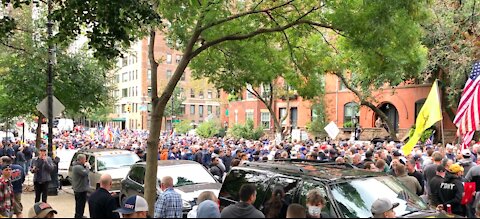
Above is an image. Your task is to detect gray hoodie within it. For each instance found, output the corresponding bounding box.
[71,161,90,193]
[220,202,265,218]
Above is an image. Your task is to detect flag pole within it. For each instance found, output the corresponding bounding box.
[437,79,446,145]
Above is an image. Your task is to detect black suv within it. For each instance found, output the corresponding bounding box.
[219,159,446,218]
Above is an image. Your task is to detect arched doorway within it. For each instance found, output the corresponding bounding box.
[375,103,399,133]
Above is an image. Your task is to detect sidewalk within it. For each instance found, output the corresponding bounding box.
[22,173,89,218]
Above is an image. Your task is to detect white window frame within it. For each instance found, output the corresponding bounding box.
[261,112,271,130]
[245,109,254,121]
[246,84,255,100]
[166,53,172,64]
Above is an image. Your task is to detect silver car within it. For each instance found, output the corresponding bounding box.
[68,149,140,195]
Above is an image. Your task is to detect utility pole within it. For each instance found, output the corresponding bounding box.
[46,0,58,196]
[47,0,54,157]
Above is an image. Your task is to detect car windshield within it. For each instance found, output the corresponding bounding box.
[97,154,140,171]
[330,176,429,218]
[157,164,216,187]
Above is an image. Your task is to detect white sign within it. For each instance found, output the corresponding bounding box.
[36,96,65,118]
[324,121,340,139]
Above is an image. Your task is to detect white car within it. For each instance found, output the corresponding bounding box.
[56,148,78,182]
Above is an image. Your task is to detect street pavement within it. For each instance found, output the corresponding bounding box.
[22,174,88,218]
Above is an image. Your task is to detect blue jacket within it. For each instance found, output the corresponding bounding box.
[10,164,25,194]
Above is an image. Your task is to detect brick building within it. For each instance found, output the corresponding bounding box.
[228,74,457,141]
[108,32,224,131]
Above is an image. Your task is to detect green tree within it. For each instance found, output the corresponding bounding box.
[174,120,192,135]
[3,0,430,212]
[195,120,220,138]
[306,100,328,139]
[229,119,265,140]
[422,0,480,122]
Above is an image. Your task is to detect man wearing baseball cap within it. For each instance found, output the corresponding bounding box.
[114,195,149,218]
[28,202,57,218]
[371,197,399,218]
[439,163,465,216]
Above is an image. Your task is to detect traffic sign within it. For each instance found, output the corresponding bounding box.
[36,96,65,118]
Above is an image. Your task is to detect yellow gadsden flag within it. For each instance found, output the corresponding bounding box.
[402,80,443,156]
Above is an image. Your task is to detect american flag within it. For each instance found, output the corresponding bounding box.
[454,61,480,145]
[425,134,433,145]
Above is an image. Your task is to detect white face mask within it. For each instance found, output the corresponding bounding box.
[308,206,322,217]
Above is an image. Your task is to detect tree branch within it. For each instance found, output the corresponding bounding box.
[0,41,30,55]
[191,18,337,59]
[311,26,339,54]
[198,0,295,32]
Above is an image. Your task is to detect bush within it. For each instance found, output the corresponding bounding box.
[196,120,220,138]
[229,119,264,140]
[343,121,354,128]
[174,120,191,135]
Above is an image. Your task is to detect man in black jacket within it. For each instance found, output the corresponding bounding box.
[439,164,465,216]
[88,174,119,218]
[209,157,224,183]
[429,165,446,208]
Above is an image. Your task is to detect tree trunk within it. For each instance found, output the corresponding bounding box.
[144,24,201,215]
[360,101,398,141]
[35,113,43,150]
[334,72,398,141]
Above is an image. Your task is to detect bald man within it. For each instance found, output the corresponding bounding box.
[154,176,183,218]
[88,174,120,218]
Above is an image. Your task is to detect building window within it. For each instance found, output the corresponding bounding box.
[135,70,138,80]
[279,108,287,125]
[176,55,182,63]
[261,84,271,99]
[166,70,172,79]
[180,104,185,115]
[166,53,172,64]
[199,90,204,99]
[207,105,212,115]
[115,74,120,83]
[207,90,212,99]
[261,112,271,129]
[190,105,195,115]
[339,80,347,90]
[199,105,204,117]
[122,72,128,82]
[190,89,195,98]
[122,57,128,67]
[122,104,126,113]
[181,72,186,81]
[246,110,254,121]
[234,110,238,124]
[344,102,359,125]
[217,89,221,98]
[147,87,152,97]
[216,106,220,116]
[246,84,255,100]
[147,69,151,80]
[415,99,426,121]
[122,88,128,97]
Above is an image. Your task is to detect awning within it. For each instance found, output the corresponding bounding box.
[111,118,126,122]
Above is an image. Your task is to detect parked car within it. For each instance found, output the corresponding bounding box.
[56,148,78,183]
[120,160,221,216]
[68,149,140,196]
[219,159,449,218]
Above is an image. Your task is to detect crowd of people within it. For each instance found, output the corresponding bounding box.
[0,125,479,218]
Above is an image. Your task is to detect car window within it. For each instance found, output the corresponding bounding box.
[70,153,79,167]
[299,181,336,218]
[219,168,273,209]
[88,155,95,171]
[156,164,216,187]
[261,176,300,217]
[330,176,429,218]
[129,166,145,184]
[97,153,139,171]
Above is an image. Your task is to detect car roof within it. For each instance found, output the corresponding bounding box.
[237,159,385,182]
[77,149,135,156]
[135,160,200,166]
